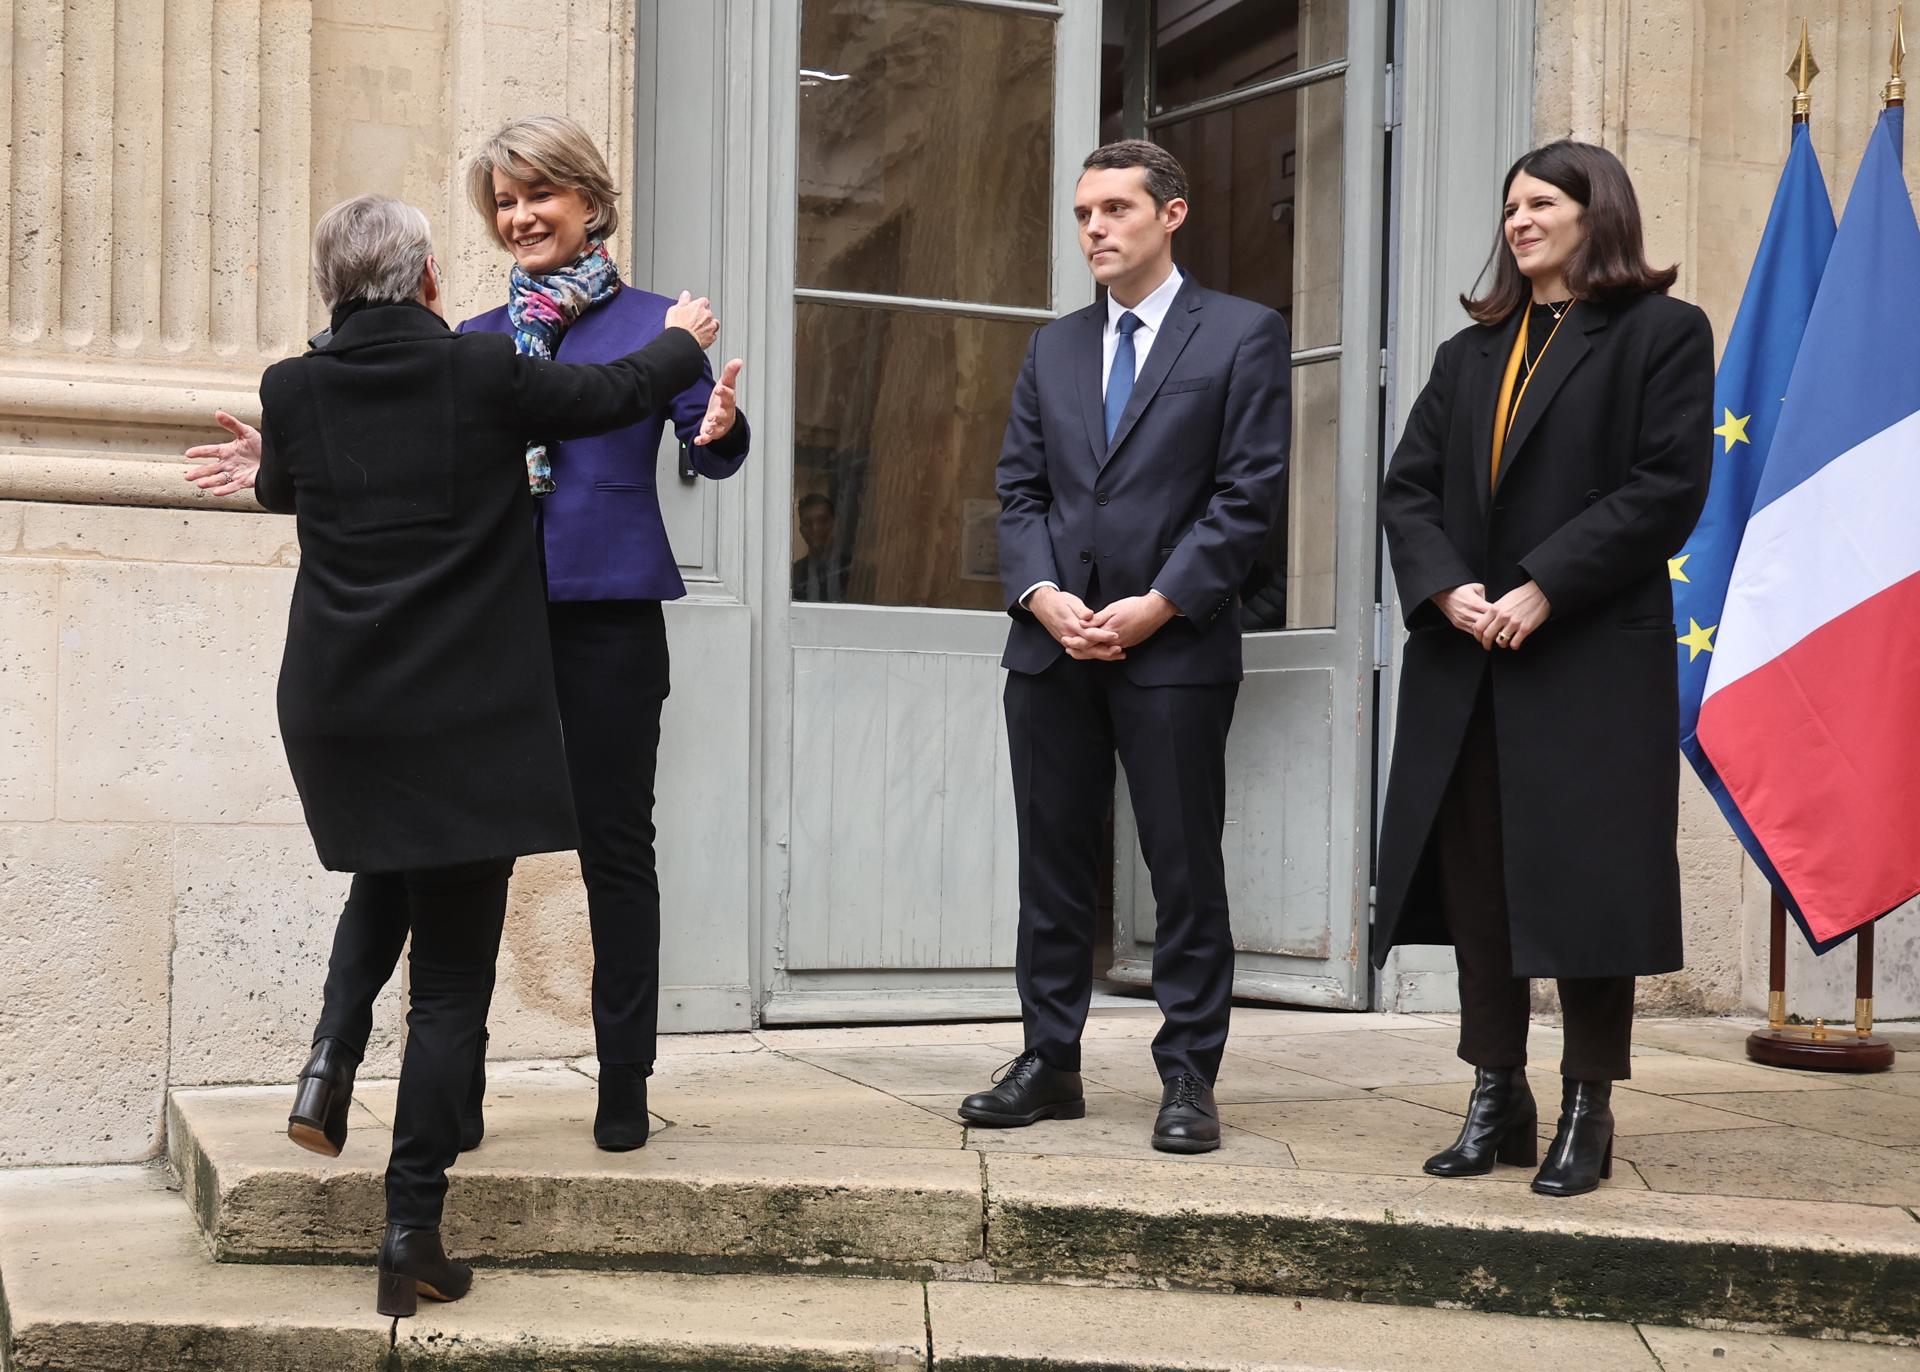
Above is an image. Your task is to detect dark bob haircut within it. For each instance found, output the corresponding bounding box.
[1462,139,1677,324]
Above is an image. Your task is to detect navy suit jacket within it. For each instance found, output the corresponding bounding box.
[460,283,750,602]
[995,276,1291,685]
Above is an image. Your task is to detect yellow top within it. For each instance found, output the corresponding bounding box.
[1490,303,1572,488]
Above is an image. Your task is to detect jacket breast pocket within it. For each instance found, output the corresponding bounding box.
[594,481,653,493]
[1158,376,1213,396]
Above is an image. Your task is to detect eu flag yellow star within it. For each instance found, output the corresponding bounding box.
[1677,617,1717,662]
[1713,408,1752,453]
[1669,553,1691,583]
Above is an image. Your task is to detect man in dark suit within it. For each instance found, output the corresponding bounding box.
[958,141,1291,1153]
[791,492,852,602]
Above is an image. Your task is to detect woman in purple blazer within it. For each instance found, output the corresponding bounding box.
[450,114,750,1150]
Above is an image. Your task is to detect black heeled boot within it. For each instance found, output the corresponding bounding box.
[594,1062,651,1152]
[375,1223,473,1317]
[459,1030,487,1153]
[287,1038,360,1158]
[1532,1078,1615,1197]
[1423,1066,1538,1177]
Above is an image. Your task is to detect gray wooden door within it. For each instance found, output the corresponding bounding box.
[1108,0,1388,1009]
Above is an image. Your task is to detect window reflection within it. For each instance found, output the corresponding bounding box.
[1152,0,1347,114]
[798,0,1054,308]
[793,302,1033,611]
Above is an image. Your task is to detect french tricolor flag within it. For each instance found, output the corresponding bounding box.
[1698,107,1920,947]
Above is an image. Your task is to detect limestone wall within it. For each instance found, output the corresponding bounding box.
[1530,0,1920,1020]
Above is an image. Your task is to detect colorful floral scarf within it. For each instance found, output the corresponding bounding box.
[507,239,622,494]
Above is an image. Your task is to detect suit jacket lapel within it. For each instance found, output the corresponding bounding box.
[1492,300,1600,496]
[1102,279,1203,468]
[1073,303,1108,462]
[1472,310,1523,516]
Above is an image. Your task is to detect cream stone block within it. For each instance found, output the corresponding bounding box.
[489,849,597,1061]
[0,559,58,820]
[169,825,404,1087]
[54,560,301,824]
[18,502,299,570]
[0,823,172,1164]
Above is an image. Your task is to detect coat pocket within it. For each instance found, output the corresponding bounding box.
[1158,376,1213,395]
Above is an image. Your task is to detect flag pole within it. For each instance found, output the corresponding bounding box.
[1745,20,1896,1074]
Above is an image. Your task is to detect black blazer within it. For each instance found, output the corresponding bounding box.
[256,299,705,873]
[1374,291,1714,978]
[995,276,1292,685]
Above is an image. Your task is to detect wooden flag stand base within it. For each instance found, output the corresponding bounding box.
[1746,891,1895,1072]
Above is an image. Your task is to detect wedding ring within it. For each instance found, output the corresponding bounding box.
[1496,632,1510,643]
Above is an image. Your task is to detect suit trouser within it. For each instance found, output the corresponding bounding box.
[1006,654,1239,1084]
[1432,683,1635,1082]
[378,858,512,1228]
[311,599,671,1073]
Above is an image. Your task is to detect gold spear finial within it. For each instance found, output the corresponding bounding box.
[1886,5,1908,107]
[1789,21,1820,123]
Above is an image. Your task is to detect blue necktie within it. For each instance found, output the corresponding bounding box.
[1104,310,1142,446]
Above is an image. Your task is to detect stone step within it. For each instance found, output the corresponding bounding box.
[7,1164,1914,1372]
[167,1070,1920,1339]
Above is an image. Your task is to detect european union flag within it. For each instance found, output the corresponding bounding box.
[1673,120,1835,936]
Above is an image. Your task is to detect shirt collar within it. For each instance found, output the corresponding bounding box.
[1107,265,1184,336]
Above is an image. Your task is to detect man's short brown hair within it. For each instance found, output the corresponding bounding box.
[1081,140,1189,210]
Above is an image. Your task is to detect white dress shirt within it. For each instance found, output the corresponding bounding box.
[1019,266,1186,611]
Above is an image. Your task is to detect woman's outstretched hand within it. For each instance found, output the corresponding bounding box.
[693,359,744,446]
[184,410,262,496]
[665,290,719,348]
[1474,580,1551,650]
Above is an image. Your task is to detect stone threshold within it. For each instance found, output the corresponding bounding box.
[7,1164,1918,1372]
[167,1077,1920,1340]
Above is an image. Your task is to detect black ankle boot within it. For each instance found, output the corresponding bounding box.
[1423,1067,1537,1177]
[594,1062,651,1152]
[1532,1078,1615,1197]
[287,1038,360,1158]
[459,1030,488,1153]
[375,1223,473,1317]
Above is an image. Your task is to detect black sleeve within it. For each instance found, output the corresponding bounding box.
[994,331,1056,615]
[1381,337,1477,626]
[504,326,708,440]
[1518,306,1715,618]
[253,372,296,514]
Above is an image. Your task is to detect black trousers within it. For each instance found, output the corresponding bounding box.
[312,599,672,1073]
[369,858,512,1229]
[1433,684,1635,1082]
[547,598,671,1070]
[1006,655,1239,1084]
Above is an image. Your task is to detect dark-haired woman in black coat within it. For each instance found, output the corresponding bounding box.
[1375,141,1714,1197]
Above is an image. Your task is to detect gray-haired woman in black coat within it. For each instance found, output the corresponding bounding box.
[188,193,717,1314]
[1375,142,1713,1198]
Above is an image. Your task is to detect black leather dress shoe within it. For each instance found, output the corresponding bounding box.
[376,1223,473,1317]
[459,1030,487,1153]
[1532,1078,1615,1197]
[957,1051,1086,1127]
[287,1038,360,1158]
[1424,1066,1538,1177]
[595,1062,652,1152]
[1151,1074,1221,1153]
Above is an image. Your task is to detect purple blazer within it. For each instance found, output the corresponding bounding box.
[460,283,750,602]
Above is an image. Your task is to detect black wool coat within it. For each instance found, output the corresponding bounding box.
[255,299,706,873]
[1374,291,1715,978]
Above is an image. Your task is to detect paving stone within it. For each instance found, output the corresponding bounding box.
[1669,1088,1920,1148]
[1622,1054,1856,1096]
[1227,1095,1644,1187]
[984,1154,1920,1337]
[1638,1325,1920,1370]
[1228,1029,1481,1089]
[0,1164,389,1372]
[1383,1075,1783,1138]
[781,1043,1028,1097]
[169,1079,983,1272]
[928,1281,1658,1370]
[1632,1018,1781,1064]
[1072,1041,1371,1104]
[963,1088,1301,1169]
[1627,1125,1920,1207]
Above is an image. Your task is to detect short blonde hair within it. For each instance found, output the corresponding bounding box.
[311,194,434,309]
[466,114,621,249]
